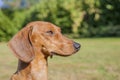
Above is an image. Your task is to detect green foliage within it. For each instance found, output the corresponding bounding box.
[0,9,29,41]
[79,0,120,37]
[0,0,120,41]
[0,10,16,41]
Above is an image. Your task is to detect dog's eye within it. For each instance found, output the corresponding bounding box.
[46,30,54,35]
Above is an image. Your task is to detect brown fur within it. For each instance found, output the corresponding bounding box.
[8,21,80,80]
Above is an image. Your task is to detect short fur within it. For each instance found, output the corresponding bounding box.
[8,21,80,80]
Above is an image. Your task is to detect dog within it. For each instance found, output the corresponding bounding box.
[8,21,80,80]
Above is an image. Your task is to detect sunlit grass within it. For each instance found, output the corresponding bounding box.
[0,38,120,80]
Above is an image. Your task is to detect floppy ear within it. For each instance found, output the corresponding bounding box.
[8,26,34,63]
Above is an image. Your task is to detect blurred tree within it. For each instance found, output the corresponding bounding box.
[0,0,120,41]
[79,0,120,37]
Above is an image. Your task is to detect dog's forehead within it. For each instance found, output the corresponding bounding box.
[37,22,60,31]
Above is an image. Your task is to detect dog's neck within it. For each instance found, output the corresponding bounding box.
[11,50,48,80]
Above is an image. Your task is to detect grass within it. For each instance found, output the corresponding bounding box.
[0,38,120,80]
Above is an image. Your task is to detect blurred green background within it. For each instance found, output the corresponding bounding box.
[0,0,120,41]
[0,0,120,80]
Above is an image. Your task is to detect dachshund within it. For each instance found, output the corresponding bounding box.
[8,21,81,80]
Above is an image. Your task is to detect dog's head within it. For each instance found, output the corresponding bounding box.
[8,21,81,63]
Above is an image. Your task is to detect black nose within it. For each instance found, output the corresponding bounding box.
[73,42,81,50]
